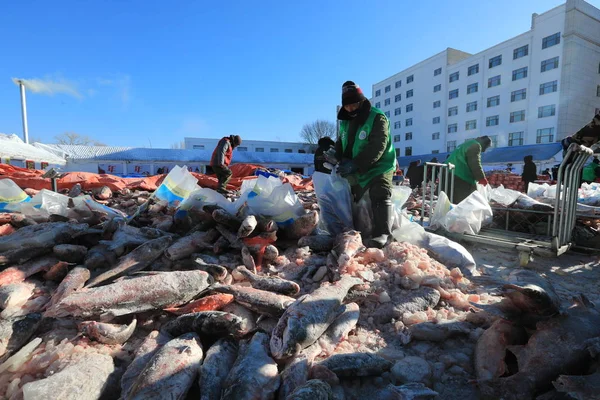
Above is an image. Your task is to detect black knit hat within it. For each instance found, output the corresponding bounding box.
[341,81,366,106]
[230,135,242,146]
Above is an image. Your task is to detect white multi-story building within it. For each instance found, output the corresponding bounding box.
[184,137,312,154]
[372,0,600,158]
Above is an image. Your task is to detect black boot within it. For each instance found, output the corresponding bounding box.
[366,200,393,249]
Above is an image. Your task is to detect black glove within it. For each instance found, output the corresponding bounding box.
[338,160,358,177]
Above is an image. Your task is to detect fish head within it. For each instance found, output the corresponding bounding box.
[78,320,98,337]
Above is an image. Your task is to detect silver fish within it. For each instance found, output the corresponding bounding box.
[199,338,239,400]
[212,283,295,317]
[127,333,203,400]
[79,318,137,345]
[236,266,300,296]
[222,332,280,400]
[270,275,362,359]
[287,379,332,400]
[161,311,245,339]
[316,353,392,377]
[45,266,90,317]
[0,313,42,363]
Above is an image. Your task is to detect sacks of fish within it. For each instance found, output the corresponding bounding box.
[0,177,525,400]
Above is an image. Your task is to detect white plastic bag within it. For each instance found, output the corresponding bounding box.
[476,183,492,202]
[431,190,492,235]
[0,179,30,212]
[244,175,304,226]
[178,187,237,215]
[313,171,353,236]
[71,195,126,219]
[154,165,199,206]
[490,185,521,206]
[391,186,413,230]
[29,190,70,216]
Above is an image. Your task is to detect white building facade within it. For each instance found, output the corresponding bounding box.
[372,0,600,158]
[184,137,313,154]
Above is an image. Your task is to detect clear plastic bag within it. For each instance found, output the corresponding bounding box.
[391,186,412,230]
[490,185,521,206]
[178,187,237,215]
[0,179,30,211]
[431,190,492,235]
[154,165,199,206]
[313,171,353,236]
[244,175,305,226]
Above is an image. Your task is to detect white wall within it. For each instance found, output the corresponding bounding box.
[184,137,313,154]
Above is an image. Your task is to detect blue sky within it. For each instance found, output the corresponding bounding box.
[0,0,586,148]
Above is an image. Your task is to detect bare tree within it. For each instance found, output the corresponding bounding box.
[299,120,336,145]
[170,141,186,149]
[55,132,105,146]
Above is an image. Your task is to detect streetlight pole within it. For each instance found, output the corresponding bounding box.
[16,80,29,144]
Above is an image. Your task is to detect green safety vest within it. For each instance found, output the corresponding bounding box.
[446,139,480,184]
[582,163,597,182]
[339,107,396,188]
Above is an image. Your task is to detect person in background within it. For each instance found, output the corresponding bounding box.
[314,137,336,174]
[521,155,537,194]
[210,135,242,195]
[426,157,439,183]
[406,160,422,190]
[582,157,600,184]
[542,168,551,177]
[393,159,404,186]
[445,136,492,203]
[335,81,396,248]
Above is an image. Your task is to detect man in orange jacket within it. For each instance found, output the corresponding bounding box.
[210,135,242,195]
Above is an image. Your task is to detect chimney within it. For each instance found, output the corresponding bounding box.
[17,80,30,144]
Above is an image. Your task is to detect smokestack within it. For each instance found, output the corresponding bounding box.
[17,80,29,144]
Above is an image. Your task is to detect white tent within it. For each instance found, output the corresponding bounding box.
[0,134,66,169]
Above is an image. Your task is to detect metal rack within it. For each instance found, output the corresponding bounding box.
[417,143,598,263]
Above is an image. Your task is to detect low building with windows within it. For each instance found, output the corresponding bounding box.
[372,0,600,159]
[184,137,313,154]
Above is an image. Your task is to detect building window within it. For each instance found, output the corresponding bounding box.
[395,148,400,157]
[385,111,390,118]
[433,117,440,124]
[405,132,413,140]
[405,118,413,126]
[510,110,525,123]
[449,89,459,99]
[511,88,526,102]
[192,145,205,149]
[375,102,381,108]
[539,80,558,95]
[375,89,381,97]
[512,67,528,81]
[384,85,390,93]
[270,148,279,152]
[434,84,441,92]
[486,115,499,126]
[489,135,498,148]
[449,72,459,82]
[406,104,413,112]
[395,94,401,102]
[405,146,412,156]
[238,146,248,152]
[447,140,457,152]
[284,149,293,153]
[466,101,477,112]
[468,64,479,76]
[597,85,600,97]
[536,128,554,143]
[395,107,402,116]
[432,150,440,154]
[513,44,529,59]
[256,147,264,152]
[542,32,561,49]
[394,121,401,129]
[406,89,413,98]
[407,75,414,83]
[541,56,559,72]
[433,100,441,108]
[395,80,402,88]
[394,134,401,142]
[466,120,477,130]
[448,123,458,133]
[487,95,500,107]
[508,131,524,146]
[488,75,501,88]
[538,104,556,118]
[434,68,442,76]
[448,106,458,117]
[384,98,391,106]
[432,132,440,140]
[489,55,502,68]
[467,83,478,94]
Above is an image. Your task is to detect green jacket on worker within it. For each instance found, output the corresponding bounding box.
[446,139,486,184]
[582,162,600,182]
[335,102,396,188]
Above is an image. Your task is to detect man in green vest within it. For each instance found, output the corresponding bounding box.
[582,158,600,184]
[335,81,397,249]
[445,136,492,203]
